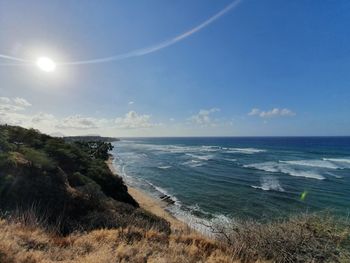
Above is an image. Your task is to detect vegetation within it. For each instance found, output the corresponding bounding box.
[209,212,350,263]
[0,125,349,262]
[63,135,119,143]
[0,125,168,234]
[0,211,348,263]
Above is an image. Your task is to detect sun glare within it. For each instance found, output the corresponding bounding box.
[36,57,56,72]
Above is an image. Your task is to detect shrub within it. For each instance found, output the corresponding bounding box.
[19,147,56,170]
[209,212,350,263]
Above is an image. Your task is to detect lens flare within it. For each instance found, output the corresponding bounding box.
[300,191,308,201]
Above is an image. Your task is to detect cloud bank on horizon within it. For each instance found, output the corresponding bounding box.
[0,96,297,136]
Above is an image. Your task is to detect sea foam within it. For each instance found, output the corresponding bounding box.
[225,148,266,154]
[157,166,172,169]
[251,176,285,192]
[280,159,347,169]
[244,162,325,180]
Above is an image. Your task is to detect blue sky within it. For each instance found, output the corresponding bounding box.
[0,0,350,136]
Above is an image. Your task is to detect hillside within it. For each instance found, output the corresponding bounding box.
[0,125,349,263]
[0,125,169,234]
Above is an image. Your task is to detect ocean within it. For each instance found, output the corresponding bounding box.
[111,137,350,229]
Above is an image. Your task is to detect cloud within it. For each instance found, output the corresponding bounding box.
[13,97,31,107]
[0,97,33,125]
[115,111,154,129]
[128,101,134,105]
[248,108,260,116]
[248,108,296,118]
[0,96,31,110]
[56,115,100,130]
[189,108,220,126]
[0,96,167,136]
[31,113,56,124]
[0,97,11,104]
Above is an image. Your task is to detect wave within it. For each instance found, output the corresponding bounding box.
[146,181,180,205]
[251,176,284,192]
[182,160,205,168]
[166,203,232,238]
[118,141,265,156]
[143,180,231,237]
[157,166,172,169]
[185,153,214,161]
[280,160,340,169]
[244,162,325,180]
[225,148,266,154]
[224,158,237,162]
[323,158,350,166]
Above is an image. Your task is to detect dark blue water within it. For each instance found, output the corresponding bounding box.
[111,137,350,227]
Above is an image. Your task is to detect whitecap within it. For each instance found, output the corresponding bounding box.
[157,166,172,169]
[225,148,266,154]
[224,158,237,162]
[185,153,213,161]
[322,158,350,169]
[280,160,340,169]
[182,160,205,167]
[251,176,284,192]
[323,157,350,163]
[244,162,325,180]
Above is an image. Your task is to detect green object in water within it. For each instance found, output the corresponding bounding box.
[300,191,308,201]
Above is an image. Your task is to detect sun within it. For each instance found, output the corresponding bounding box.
[36,57,56,72]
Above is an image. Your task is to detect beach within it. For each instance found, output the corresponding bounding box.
[107,156,188,232]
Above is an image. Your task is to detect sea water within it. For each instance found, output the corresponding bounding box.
[111,137,350,229]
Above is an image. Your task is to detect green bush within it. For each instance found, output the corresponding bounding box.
[19,147,56,170]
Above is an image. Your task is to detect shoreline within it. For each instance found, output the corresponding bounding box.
[106,156,189,232]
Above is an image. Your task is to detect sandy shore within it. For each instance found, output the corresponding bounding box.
[107,156,188,231]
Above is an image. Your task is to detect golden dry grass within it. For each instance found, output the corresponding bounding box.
[1,212,348,263]
[0,219,237,263]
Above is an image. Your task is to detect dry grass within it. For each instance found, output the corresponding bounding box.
[0,218,235,263]
[0,212,348,263]
[209,212,350,263]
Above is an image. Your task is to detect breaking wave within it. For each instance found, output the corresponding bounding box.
[251,176,285,192]
[185,153,214,161]
[224,147,266,154]
[182,160,205,168]
[280,159,350,169]
[244,162,326,180]
[118,141,265,155]
[323,158,350,166]
[157,166,172,169]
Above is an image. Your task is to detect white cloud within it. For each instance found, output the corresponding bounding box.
[0,97,11,104]
[31,113,56,124]
[128,101,134,105]
[0,97,33,126]
[189,108,220,126]
[0,104,25,112]
[56,115,100,130]
[248,108,296,118]
[13,97,32,107]
[115,111,154,129]
[0,96,160,134]
[248,108,260,116]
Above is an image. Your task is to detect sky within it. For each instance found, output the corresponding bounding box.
[0,0,350,137]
